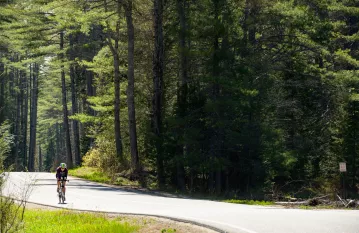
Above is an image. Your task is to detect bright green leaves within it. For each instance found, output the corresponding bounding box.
[335,49,359,67]
[0,121,13,169]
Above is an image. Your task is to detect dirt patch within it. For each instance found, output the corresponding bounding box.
[25,202,219,233]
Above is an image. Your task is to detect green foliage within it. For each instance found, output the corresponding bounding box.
[224,199,274,206]
[82,138,121,173]
[69,167,139,186]
[0,121,13,169]
[69,167,111,183]
[0,198,26,233]
[161,228,177,233]
[0,173,28,233]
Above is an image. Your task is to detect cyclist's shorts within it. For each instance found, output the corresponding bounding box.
[57,176,67,181]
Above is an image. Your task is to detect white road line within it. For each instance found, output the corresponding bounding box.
[177,216,259,233]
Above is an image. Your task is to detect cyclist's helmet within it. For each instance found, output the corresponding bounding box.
[60,163,67,169]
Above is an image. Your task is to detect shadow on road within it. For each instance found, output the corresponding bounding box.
[33,178,175,198]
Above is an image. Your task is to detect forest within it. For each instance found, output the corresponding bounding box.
[0,0,358,198]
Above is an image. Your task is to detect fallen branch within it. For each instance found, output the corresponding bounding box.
[275,201,309,205]
[345,200,357,208]
[315,195,330,200]
[336,194,347,206]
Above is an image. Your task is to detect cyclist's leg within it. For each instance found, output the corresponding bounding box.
[57,179,60,191]
[62,178,66,194]
[62,178,66,201]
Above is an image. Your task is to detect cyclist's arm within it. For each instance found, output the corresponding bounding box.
[55,168,60,178]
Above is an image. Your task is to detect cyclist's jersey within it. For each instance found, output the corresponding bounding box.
[56,167,68,179]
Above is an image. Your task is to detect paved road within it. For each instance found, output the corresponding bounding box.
[2,172,359,233]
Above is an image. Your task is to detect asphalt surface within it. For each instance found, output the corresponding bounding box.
[2,172,359,233]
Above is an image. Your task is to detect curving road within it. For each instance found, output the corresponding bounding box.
[2,172,359,233]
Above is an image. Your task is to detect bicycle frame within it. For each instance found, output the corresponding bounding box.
[58,177,67,204]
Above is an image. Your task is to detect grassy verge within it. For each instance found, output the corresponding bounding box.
[298,205,336,210]
[297,204,358,210]
[23,209,139,233]
[69,167,139,186]
[223,199,274,206]
[69,167,110,183]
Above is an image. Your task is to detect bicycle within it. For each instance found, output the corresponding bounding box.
[58,177,69,204]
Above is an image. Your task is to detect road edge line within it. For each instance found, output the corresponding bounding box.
[23,200,233,233]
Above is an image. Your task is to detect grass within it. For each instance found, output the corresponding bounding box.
[69,167,111,183]
[298,205,349,210]
[224,199,274,206]
[23,209,139,233]
[161,228,177,233]
[69,167,139,186]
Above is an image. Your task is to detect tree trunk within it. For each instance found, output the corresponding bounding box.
[18,71,24,169]
[212,0,222,195]
[0,63,5,124]
[113,49,123,160]
[22,67,29,170]
[208,171,214,193]
[60,31,73,168]
[125,0,140,172]
[352,101,357,190]
[13,66,21,170]
[55,123,62,167]
[68,33,81,166]
[175,0,188,192]
[9,66,14,100]
[153,0,165,188]
[105,0,123,160]
[70,65,80,166]
[28,63,38,172]
[38,145,42,172]
[347,12,359,191]
[83,70,95,153]
[215,170,222,195]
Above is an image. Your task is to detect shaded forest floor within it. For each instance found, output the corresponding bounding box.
[68,167,359,210]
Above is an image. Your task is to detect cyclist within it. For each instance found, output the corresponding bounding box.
[56,163,68,200]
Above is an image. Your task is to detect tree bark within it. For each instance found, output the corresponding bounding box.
[0,62,5,124]
[21,65,30,170]
[14,67,21,170]
[28,63,38,172]
[70,65,81,166]
[23,68,29,170]
[175,0,188,192]
[55,123,62,167]
[125,0,140,172]
[19,70,28,171]
[68,33,81,166]
[153,0,165,188]
[84,70,95,151]
[105,0,123,160]
[113,45,123,160]
[60,31,73,168]
[38,145,42,172]
[212,0,221,195]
